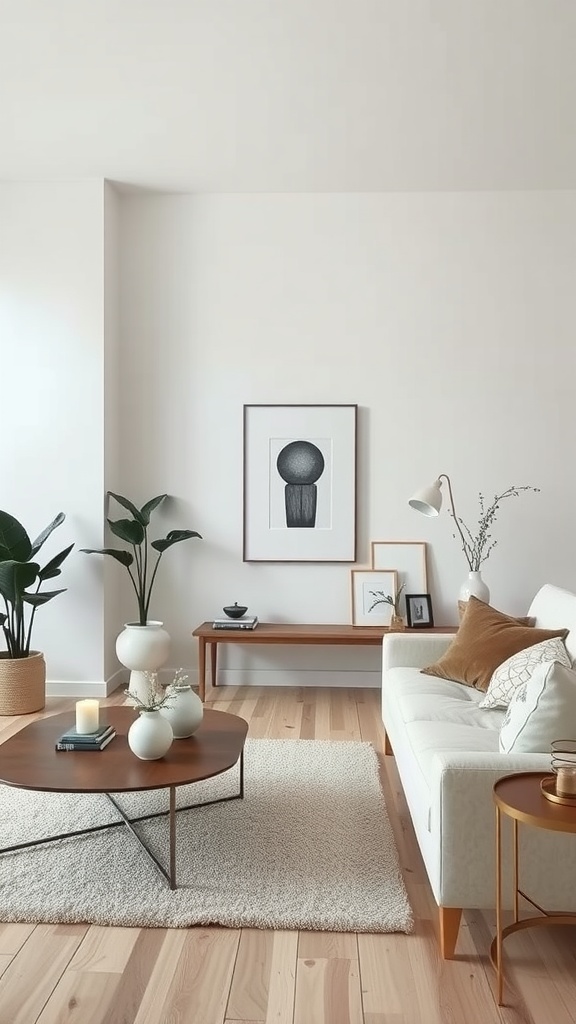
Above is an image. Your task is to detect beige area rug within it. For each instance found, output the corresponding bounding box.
[0,739,412,933]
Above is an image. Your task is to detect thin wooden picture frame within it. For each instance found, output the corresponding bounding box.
[405,593,434,628]
[351,569,398,627]
[243,404,357,562]
[370,541,428,614]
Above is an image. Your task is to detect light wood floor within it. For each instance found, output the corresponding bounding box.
[0,684,574,1024]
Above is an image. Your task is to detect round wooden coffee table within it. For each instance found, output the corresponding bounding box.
[492,771,576,1005]
[0,706,248,889]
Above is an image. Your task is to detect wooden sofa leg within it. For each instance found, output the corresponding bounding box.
[439,907,462,959]
[384,731,393,756]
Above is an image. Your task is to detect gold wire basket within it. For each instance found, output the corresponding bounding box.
[543,740,576,804]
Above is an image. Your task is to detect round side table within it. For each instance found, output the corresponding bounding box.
[492,772,576,1005]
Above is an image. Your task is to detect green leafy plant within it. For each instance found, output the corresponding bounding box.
[81,492,202,625]
[368,582,406,615]
[0,511,74,658]
[450,486,540,571]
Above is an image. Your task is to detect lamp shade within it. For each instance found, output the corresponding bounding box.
[408,479,443,516]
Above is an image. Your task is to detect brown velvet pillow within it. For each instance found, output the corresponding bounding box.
[422,597,568,692]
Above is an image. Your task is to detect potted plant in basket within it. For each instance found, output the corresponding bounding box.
[0,510,74,714]
[81,492,202,698]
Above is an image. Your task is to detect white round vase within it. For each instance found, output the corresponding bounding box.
[128,710,173,760]
[458,571,490,619]
[115,621,171,703]
[160,685,204,738]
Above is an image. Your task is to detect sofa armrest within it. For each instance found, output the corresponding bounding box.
[428,750,576,909]
[382,633,454,671]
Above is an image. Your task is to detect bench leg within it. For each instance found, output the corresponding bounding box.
[439,906,462,959]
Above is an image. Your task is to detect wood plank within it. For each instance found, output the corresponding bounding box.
[298,932,357,960]
[126,930,187,1024]
[36,970,121,1024]
[0,955,12,980]
[358,931,424,1022]
[0,922,36,956]
[0,923,86,1024]
[134,928,240,1024]
[227,928,273,1021]
[98,928,172,1024]
[264,930,298,1024]
[293,956,364,1024]
[67,925,140,973]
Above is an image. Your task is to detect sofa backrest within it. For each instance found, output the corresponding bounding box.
[528,584,576,663]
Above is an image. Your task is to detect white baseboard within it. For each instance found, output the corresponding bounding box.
[46,667,380,698]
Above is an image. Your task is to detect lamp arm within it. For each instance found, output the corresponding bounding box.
[438,473,471,568]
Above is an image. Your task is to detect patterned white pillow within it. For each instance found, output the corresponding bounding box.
[499,660,576,753]
[479,636,571,709]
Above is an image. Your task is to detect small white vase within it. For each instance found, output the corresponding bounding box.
[128,710,173,760]
[160,685,204,738]
[116,621,171,702]
[458,571,490,619]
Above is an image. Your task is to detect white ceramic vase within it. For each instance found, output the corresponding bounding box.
[160,685,204,738]
[458,571,490,618]
[115,621,171,702]
[128,710,173,760]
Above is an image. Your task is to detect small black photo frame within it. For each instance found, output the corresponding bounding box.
[405,593,434,628]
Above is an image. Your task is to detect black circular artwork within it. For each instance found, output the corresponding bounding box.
[276,441,325,485]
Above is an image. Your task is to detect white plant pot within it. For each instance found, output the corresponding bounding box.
[116,621,171,702]
[128,710,173,760]
[160,685,204,738]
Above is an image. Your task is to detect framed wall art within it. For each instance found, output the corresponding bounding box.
[370,541,428,612]
[243,404,357,562]
[405,593,434,628]
[351,569,398,627]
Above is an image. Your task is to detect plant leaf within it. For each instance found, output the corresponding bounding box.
[151,529,202,553]
[38,543,75,581]
[80,547,134,567]
[139,495,167,525]
[0,561,40,603]
[30,512,66,556]
[22,589,67,606]
[107,491,144,523]
[0,511,32,562]
[107,518,145,545]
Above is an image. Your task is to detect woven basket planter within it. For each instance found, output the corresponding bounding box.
[0,651,46,715]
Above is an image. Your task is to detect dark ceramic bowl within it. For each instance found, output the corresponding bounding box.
[223,603,248,619]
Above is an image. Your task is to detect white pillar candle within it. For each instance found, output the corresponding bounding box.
[75,699,100,734]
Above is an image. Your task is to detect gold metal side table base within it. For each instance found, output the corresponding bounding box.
[492,772,576,1006]
[490,912,576,1004]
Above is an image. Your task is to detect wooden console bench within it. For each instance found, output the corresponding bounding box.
[192,622,456,701]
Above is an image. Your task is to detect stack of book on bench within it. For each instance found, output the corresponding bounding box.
[212,616,259,630]
[55,723,116,751]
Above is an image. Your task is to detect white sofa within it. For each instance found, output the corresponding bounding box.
[381,583,576,958]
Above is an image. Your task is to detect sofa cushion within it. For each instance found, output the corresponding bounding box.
[421,596,568,692]
[479,635,571,709]
[499,660,576,752]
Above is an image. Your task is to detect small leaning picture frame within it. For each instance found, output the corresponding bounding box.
[370,542,428,616]
[351,569,398,627]
[405,593,434,629]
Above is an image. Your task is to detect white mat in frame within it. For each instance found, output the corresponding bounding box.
[370,541,428,612]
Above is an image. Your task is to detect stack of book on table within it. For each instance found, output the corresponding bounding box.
[212,616,259,630]
[55,723,116,751]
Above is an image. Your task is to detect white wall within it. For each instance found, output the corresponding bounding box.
[118,190,576,687]
[2,185,575,690]
[0,181,109,691]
